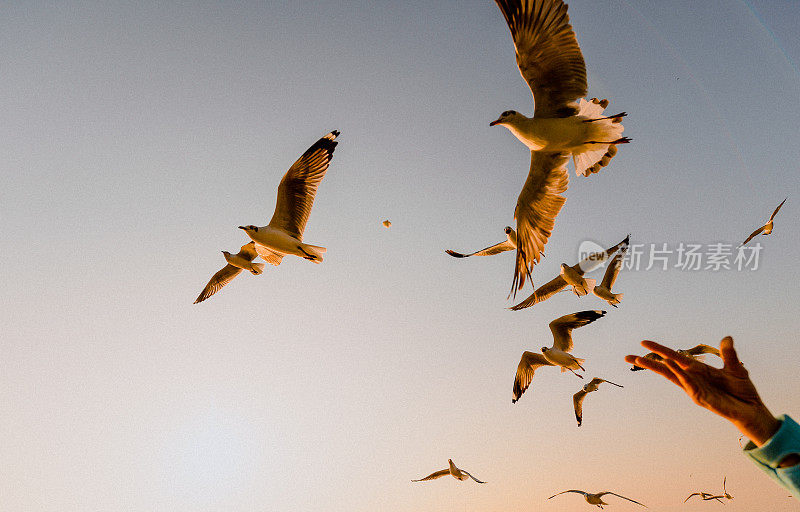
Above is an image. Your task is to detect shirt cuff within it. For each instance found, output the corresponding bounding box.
[744,415,800,468]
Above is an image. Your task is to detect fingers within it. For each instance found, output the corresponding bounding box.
[720,336,748,377]
[664,359,698,397]
[624,354,682,387]
[640,340,696,369]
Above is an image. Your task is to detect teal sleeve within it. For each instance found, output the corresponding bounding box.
[743,415,800,499]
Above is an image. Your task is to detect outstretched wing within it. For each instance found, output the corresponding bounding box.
[599,241,628,289]
[494,0,588,118]
[511,151,569,296]
[411,469,449,482]
[740,225,765,247]
[513,351,555,403]
[236,241,259,261]
[194,264,243,304]
[549,310,606,352]
[598,492,646,507]
[509,275,568,310]
[548,490,587,500]
[461,470,486,484]
[769,197,787,222]
[446,239,514,258]
[572,389,588,426]
[683,344,721,357]
[683,492,702,503]
[268,131,339,240]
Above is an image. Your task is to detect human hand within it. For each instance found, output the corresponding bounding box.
[625,336,780,447]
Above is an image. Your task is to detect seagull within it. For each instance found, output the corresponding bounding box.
[512,310,606,402]
[194,242,265,304]
[740,198,787,246]
[573,377,623,427]
[382,220,392,228]
[491,0,629,297]
[238,131,339,265]
[412,459,485,484]
[593,239,629,307]
[446,226,516,258]
[549,490,646,509]
[510,235,628,310]
[630,344,720,371]
[686,477,733,504]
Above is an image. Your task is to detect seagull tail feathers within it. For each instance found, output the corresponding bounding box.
[251,263,266,275]
[301,243,326,263]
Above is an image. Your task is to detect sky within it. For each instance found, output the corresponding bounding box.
[1,1,799,511]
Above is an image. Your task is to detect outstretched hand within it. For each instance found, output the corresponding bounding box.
[625,337,780,446]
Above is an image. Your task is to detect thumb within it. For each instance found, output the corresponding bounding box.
[720,336,747,377]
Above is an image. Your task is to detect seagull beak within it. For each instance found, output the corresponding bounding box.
[238,226,246,230]
[489,118,501,126]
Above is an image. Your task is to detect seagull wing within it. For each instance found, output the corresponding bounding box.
[412,469,449,482]
[494,0,587,118]
[236,241,259,261]
[598,492,646,507]
[446,239,515,258]
[684,492,702,503]
[572,388,588,426]
[267,131,339,240]
[599,242,628,289]
[461,470,486,484]
[194,264,243,304]
[740,225,765,246]
[548,490,588,500]
[549,310,606,352]
[509,275,568,310]
[769,197,787,222]
[577,234,630,274]
[511,151,569,296]
[513,351,555,403]
[253,244,285,266]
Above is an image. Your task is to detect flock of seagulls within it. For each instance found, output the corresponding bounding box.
[190,0,787,506]
[684,477,734,504]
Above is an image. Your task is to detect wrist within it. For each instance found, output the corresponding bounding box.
[735,407,780,447]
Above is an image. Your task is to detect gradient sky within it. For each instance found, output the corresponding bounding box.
[2,1,800,511]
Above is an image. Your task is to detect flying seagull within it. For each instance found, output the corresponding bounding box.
[740,198,787,246]
[446,226,516,258]
[573,377,623,427]
[512,310,606,402]
[593,239,629,307]
[630,344,720,371]
[382,220,392,228]
[510,235,628,310]
[194,242,265,304]
[412,459,485,484]
[238,131,339,265]
[549,489,646,509]
[686,477,733,504]
[491,0,629,297]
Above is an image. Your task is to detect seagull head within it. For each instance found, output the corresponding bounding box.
[489,110,519,127]
[221,250,230,256]
[238,225,258,233]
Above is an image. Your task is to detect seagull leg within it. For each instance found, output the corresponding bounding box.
[568,368,584,379]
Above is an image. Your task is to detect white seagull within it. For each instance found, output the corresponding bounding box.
[549,489,646,509]
[510,235,628,310]
[740,198,787,246]
[446,226,516,258]
[491,0,629,296]
[512,310,606,402]
[572,377,623,427]
[194,242,265,304]
[593,239,629,307]
[238,131,339,265]
[412,459,485,484]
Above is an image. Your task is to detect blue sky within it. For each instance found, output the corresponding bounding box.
[1,1,799,511]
